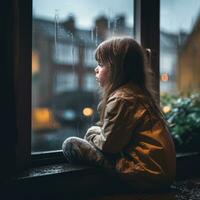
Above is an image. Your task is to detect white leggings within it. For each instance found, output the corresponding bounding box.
[62,137,115,170]
[62,137,145,192]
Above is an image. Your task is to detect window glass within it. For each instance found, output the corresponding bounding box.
[83,73,97,91]
[160,0,200,153]
[55,72,78,93]
[32,0,134,152]
[53,42,79,65]
[84,47,96,67]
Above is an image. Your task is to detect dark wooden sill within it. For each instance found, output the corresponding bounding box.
[176,152,200,180]
[2,152,200,199]
[13,163,100,182]
[31,150,65,167]
[17,151,200,178]
[11,152,200,183]
[3,164,119,199]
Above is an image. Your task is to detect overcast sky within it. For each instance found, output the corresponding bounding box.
[33,0,200,33]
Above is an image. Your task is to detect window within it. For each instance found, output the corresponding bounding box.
[55,72,78,93]
[32,0,134,152]
[83,73,97,91]
[160,0,200,153]
[53,42,79,65]
[15,0,200,172]
[84,47,96,67]
[160,0,200,95]
[5,0,199,179]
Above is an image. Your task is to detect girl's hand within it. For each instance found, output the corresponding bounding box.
[84,126,101,140]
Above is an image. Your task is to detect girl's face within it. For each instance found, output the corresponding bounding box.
[95,62,110,88]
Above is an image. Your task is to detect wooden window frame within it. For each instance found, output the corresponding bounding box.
[134,0,160,103]
[10,0,160,171]
[4,0,199,177]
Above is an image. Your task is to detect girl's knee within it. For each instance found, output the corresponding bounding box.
[62,137,86,152]
[62,137,78,152]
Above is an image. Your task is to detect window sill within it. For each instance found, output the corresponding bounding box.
[6,151,197,180]
[176,152,200,180]
[2,152,200,199]
[14,152,200,181]
[15,163,96,180]
[4,163,117,199]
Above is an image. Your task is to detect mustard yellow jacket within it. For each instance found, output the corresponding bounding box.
[85,82,176,190]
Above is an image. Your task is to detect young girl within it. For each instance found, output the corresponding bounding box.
[62,36,176,191]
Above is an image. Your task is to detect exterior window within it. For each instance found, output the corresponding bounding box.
[53,43,78,65]
[83,73,97,91]
[55,72,78,93]
[160,0,200,153]
[32,0,134,152]
[84,47,96,67]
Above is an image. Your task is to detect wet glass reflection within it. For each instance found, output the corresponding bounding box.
[32,0,134,152]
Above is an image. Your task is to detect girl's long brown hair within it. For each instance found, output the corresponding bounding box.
[95,36,163,122]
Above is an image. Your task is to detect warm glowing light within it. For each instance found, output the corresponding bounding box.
[32,108,60,131]
[82,107,93,117]
[163,106,171,113]
[32,51,40,75]
[34,108,51,123]
[161,73,169,82]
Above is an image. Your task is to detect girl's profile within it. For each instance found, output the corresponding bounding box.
[62,36,176,191]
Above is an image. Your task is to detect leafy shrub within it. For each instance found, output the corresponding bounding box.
[160,93,200,153]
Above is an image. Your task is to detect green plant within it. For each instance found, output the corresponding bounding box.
[160,93,200,153]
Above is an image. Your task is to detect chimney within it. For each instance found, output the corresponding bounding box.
[115,15,125,28]
[95,16,108,40]
[63,15,76,33]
